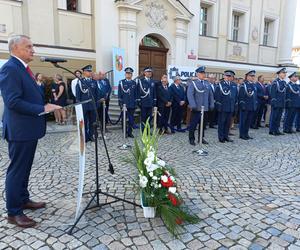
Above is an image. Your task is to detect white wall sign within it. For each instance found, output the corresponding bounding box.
[167,65,196,83]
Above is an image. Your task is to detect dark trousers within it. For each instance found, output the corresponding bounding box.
[284,107,296,132]
[295,108,300,130]
[252,103,265,127]
[158,106,170,130]
[239,110,254,138]
[141,107,152,130]
[270,107,283,133]
[218,112,232,140]
[126,108,135,135]
[6,140,38,216]
[84,110,96,140]
[189,110,205,141]
[105,99,110,124]
[97,103,105,131]
[208,109,217,127]
[171,104,183,129]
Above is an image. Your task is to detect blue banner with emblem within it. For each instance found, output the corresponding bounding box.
[112,47,125,95]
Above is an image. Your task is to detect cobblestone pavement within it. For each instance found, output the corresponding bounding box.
[0,126,300,250]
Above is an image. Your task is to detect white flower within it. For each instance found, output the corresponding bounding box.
[147,151,155,161]
[139,176,148,188]
[144,157,153,166]
[147,164,159,173]
[157,159,165,167]
[168,187,176,194]
[152,176,158,180]
[170,176,176,182]
[158,184,162,188]
[149,172,153,177]
[161,175,168,183]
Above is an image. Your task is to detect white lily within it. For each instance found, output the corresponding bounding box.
[144,157,153,166]
[139,176,148,188]
[147,163,159,172]
[147,151,155,161]
[157,159,166,167]
[168,187,176,194]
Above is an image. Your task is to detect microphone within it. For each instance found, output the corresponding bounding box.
[40,57,67,63]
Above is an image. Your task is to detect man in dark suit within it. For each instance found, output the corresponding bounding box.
[157,74,172,134]
[0,35,61,227]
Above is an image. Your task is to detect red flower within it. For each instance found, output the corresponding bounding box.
[168,193,179,206]
[175,217,184,225]
[161,176,174,188]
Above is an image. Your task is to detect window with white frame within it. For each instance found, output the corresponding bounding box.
[263,20,270,45]
[200,5,208,36]
[232,12,241,42]
[262,18,276,46]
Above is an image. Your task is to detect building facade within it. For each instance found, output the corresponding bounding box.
[0,0,298,83]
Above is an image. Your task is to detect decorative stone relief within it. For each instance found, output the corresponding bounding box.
[251,27,258,41]
[233,44,242,56]
[145,1,168,29]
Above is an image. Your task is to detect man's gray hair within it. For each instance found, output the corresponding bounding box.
[208,74,216,78]
[8,35,30,53]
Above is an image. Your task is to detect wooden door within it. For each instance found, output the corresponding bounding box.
[139,46,168,81]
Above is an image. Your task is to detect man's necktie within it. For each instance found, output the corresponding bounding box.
[26,66,35,81]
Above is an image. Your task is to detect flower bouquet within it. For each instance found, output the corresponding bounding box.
[128,120,199,236]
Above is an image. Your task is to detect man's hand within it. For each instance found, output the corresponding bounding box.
[264,96,269,100]
[180,101,185,106]
[100,98,105,103]
[44,103,61,113]
[166,102,172,107]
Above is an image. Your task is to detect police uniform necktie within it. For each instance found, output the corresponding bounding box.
[26,66,35,81]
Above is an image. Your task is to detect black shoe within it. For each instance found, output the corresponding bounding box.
[189,140,196,146]
[202,139,209,145]
[240,136,249,140]
[246,136,253,139]
[209,126,216,129]
[297,129,300,132]
[219,139,225,143]
[277,132,284,135]
[128,134,134,138]
[225,138,234,142]
[283,130,292,134]
[251,126,258,129]
[269,132,277,136]
[291,130,296,133]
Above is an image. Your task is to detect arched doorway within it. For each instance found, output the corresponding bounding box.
[139,35,169,80]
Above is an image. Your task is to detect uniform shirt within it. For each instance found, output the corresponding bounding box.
[285,81,300,108]
[137,77,157,108]
[118,78,137,109]
[270,78,286,108]
[187,78,214,112]
[76,78,100,111]
[238,81,257,111]
[215,80,238,113]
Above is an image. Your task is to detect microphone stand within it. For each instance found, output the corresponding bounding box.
[47,62,141,235]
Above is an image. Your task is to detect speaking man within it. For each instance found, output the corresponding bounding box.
[0,35,61,227]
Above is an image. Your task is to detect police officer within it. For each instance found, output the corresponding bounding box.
[136,67,157,130]
[252,75,268,129]
[76,65,100,142]
[187,66,214,146]
[157,74,172,134]
[283,72,300,133]
[118,67,137,138]
[169,76,186,133]
[269,68,287,136]
[215,70,238,143]
[238,70,257,140]
[98,71,112,127]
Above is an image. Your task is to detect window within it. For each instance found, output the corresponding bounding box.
[232,13,240,41]
[263,20,270,46]
[200,6,208,36]
[67,0,77,11]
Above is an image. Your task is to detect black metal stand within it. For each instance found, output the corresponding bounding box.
[68,123,141,235]
[45,62,141,235]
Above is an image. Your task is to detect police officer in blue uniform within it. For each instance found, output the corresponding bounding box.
[238,70,257,140]
[97,71,112,127]
[269,68,287,135]
[252,75,268,129]
[187,66,214,146]
[283,72,300,133]
[137,67,157,130]
[157,74,172,134]
[76,65,100,142]
[169,75,186,133]
[215,70,238,143]
[118,67,137,138]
